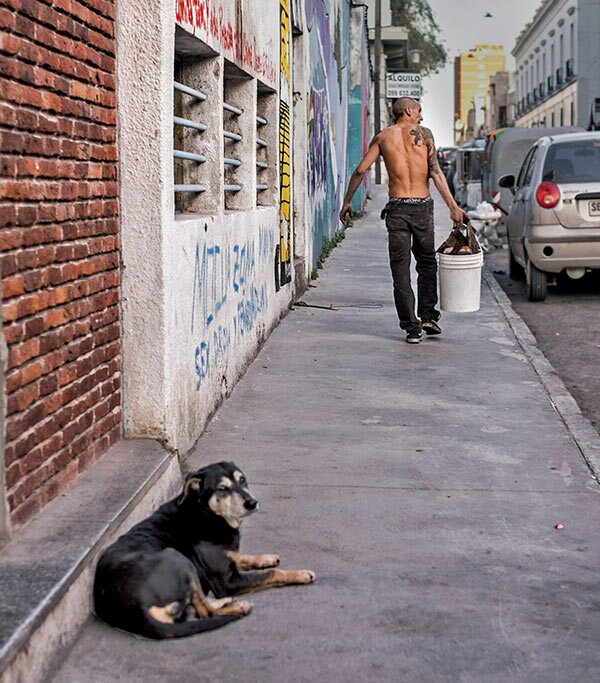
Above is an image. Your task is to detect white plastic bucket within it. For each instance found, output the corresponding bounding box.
[438,251,484,313]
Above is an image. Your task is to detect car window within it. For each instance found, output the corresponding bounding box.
[516,147,536,187]
[542,139,600,183]
[522,148,539,186]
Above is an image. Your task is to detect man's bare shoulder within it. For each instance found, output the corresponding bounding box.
[410,126,435,147]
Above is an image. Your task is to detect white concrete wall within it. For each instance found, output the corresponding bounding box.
[166,210,286,452]
[117,0,174,439]
[118,0,300,454]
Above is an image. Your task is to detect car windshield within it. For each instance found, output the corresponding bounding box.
[542,139,600,183]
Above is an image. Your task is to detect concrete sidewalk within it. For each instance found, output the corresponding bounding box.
[49,187,600,682]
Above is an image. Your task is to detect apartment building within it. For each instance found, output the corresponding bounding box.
[454,45,506,143]
[513,0,600,129]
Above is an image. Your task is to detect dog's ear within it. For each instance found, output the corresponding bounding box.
[178,472,204,504]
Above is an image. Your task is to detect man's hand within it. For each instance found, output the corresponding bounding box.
[450,205,466,227]
[339,201,353,225]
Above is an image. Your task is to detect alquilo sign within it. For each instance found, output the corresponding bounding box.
[386,72,421,99]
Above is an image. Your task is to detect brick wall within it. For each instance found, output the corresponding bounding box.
[0,0,121,529]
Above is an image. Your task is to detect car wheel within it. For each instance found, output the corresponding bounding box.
[508,242,524,280]
[526,259,547,301]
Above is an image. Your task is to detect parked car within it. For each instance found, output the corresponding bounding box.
[498,131,600,301]
[482,126,583,224]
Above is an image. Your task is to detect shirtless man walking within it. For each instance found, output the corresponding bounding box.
[340,97,463,344]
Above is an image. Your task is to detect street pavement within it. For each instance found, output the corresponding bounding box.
[485,245,600,437]
[48,187,600,682]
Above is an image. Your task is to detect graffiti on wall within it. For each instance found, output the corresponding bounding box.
[304,2,370,265]
[191,224,275,390]
[278,0,292,286]
[176,0,277,87]
[305,0,349,263]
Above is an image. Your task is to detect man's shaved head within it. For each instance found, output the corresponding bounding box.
[392,97,420,122]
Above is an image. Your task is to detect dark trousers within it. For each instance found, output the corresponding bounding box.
[384,200,440,334]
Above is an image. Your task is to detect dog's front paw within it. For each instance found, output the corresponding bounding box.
[213,598,253,617]
[232,600,253,616]
[258,554,280,568]
[298,570,316,584]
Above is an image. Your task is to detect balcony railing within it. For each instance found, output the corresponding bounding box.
[547,75,554,93]
[556,67,563,86]
[566,58,575,80]
[539,82,546,98]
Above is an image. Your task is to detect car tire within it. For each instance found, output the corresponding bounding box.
[526,259,547,301]
[508,242,524,280]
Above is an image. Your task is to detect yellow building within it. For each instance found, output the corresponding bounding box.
[454,45,506,142]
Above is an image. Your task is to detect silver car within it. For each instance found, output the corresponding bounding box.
[499,132,600,301]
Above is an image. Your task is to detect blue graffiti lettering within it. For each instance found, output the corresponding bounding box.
[194,341,209,390]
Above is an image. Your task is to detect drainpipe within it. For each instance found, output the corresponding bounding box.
[374,0,382,183]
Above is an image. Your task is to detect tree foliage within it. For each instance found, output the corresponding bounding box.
[390,0,447,76]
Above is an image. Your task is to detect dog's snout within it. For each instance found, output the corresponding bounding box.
[244,498,258,511]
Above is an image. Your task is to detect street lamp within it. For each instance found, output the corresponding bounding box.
[409,48,422,69]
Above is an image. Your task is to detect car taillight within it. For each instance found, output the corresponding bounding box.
[536,181,561,209]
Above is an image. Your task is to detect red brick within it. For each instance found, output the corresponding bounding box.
[8,338,40,368]
[4,321,25,346]
[20,359,45,386]
[3,274,25,298]
[5,462,20,490]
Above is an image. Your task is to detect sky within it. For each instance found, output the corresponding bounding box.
[419,0,544,146]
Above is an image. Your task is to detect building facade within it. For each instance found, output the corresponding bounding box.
[0,0,372,534]
[454,44,506,143]
[0,1,121,533]
[485,71,516,134]
[513,0,600,129]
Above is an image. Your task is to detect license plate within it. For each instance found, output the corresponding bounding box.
[590,200,600,216]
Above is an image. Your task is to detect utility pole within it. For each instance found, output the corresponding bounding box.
[374,0,382,184]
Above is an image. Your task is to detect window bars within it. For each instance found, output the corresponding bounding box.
[174,79,272,206]
[256,114,268,192]
[173,81,207,194]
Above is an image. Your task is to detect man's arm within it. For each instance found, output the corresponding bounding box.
[339,135,381,225]
[423,129,464,227]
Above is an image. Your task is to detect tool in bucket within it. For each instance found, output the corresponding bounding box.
[436,218,481,255]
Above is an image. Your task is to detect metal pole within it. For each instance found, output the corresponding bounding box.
[374,0,382,184]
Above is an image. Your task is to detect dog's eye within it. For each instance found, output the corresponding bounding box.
[239,477,247,486]
[217,485,230,492]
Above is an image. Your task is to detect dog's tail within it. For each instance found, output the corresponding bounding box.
[141,613,242,639]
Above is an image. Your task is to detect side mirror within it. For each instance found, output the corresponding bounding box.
[498,174,516,194]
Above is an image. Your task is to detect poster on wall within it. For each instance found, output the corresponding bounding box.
[278,0,292,287]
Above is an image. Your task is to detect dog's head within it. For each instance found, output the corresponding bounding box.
[179,461,258,529]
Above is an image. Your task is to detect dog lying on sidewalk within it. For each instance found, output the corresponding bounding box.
[93,461,315,639]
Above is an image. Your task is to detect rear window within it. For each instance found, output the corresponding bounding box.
[543,139,600,183]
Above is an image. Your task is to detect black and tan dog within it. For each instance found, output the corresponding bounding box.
[93,461,315,639]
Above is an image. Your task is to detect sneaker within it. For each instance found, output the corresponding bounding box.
[406,331,422,344]
[422,320,442,336]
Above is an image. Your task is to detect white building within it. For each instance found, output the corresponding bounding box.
[513,0,600,129]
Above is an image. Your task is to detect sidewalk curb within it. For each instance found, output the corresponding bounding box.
[483,267,600,484]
